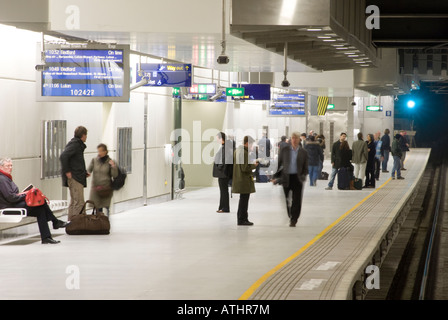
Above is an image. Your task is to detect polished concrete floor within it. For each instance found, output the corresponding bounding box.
[0,161,391,300]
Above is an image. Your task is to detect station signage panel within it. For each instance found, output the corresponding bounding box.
[136,63,192,87]
[38,44,130,102]
[189,84,216,95]
[226,87,245,97]
[231,84,271,100]
[269,93,307,116]
[366,105,383,111]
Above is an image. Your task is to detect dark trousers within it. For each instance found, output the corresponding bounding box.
[374,158,381,180]
[237,194,250,223]
[282,175,304,224]
[365,167,376,188]
[26,203,58,240]
[218,178,230,212]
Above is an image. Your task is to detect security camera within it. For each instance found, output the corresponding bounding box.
[281,79,290,88]
[394,96,399,101]
[351,101,357,106]
[217,55,230,64]
[35,64,47,71]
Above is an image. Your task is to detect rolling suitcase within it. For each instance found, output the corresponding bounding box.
[337,167,350,190]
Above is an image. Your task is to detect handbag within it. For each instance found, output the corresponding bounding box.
[94,185,113,198]
[66,201,110,235]
[25,188,49,207]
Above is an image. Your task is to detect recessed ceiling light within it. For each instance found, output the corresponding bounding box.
[307,28,322,31]
[318,36,332,39]
[348,55,359,57]
[323,39,336,42]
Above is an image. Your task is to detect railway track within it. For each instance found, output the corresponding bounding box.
[366,146,448,300]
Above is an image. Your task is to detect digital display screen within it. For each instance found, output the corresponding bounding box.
[37,44,130,102]
[269,93,307,116]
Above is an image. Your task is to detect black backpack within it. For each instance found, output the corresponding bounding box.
[111,166,127,190]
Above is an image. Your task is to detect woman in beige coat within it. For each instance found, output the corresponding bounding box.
[87,144,119,216]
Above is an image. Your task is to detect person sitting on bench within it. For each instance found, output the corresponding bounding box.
[0,157,68,244]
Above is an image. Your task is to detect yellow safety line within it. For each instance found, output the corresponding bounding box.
[239,176,393,300]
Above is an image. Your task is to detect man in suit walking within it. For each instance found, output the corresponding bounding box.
[274,132,309,227]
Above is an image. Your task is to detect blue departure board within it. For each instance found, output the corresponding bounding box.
[37,44,130,102]
[269,93,307,116]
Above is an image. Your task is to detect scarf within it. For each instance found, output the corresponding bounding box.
[99,155,109,164]
[0,169,12,181]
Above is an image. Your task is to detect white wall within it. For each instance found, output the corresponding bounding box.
[353,95,395,138]
[0,26,173,212]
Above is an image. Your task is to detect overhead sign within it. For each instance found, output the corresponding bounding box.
[189,84,216,95]
[231,84,271,100]
[270,93,307,116]
[366,105,383,111]
[136,63,192,87]
[226,87,245,97]
[38,44,130,102]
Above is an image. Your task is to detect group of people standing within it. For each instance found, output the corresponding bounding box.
[213,128,411,228]
[213,131,308,228]
[0,126,120,244]
[325,129,409,190]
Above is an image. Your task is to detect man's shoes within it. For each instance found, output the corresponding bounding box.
[401,168,407,171]
[397,176,405,180]
[289,221,297,227]
[382,170,389,173]
[42,237,60,244]
[217,210,229,213]
[53,220,69,229]
[325,187,333,190]
[238,221,254,226]
[391,177,395,180]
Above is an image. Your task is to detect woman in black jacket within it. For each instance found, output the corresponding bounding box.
[365,133,376,188]
[0,158,68,244]
[339,140,353,168]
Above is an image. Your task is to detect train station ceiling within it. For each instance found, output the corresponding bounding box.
[2,0,448,96]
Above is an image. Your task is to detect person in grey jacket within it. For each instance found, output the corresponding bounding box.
[87,144,118,216]
[351,132,368,183]
[60,126,89,221]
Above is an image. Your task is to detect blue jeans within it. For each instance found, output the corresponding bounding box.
[382,150,390,171]
[308,165,319,186]
[328,167,339,188]
[392,155,401,178]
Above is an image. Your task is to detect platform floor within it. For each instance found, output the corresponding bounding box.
[0,151,428,300]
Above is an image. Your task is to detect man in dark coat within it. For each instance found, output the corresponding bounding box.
[213,132,234,213]
[274,132,308,227]
[380,129,391,172]
[60,126,89,220]
[325,132,347,190]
